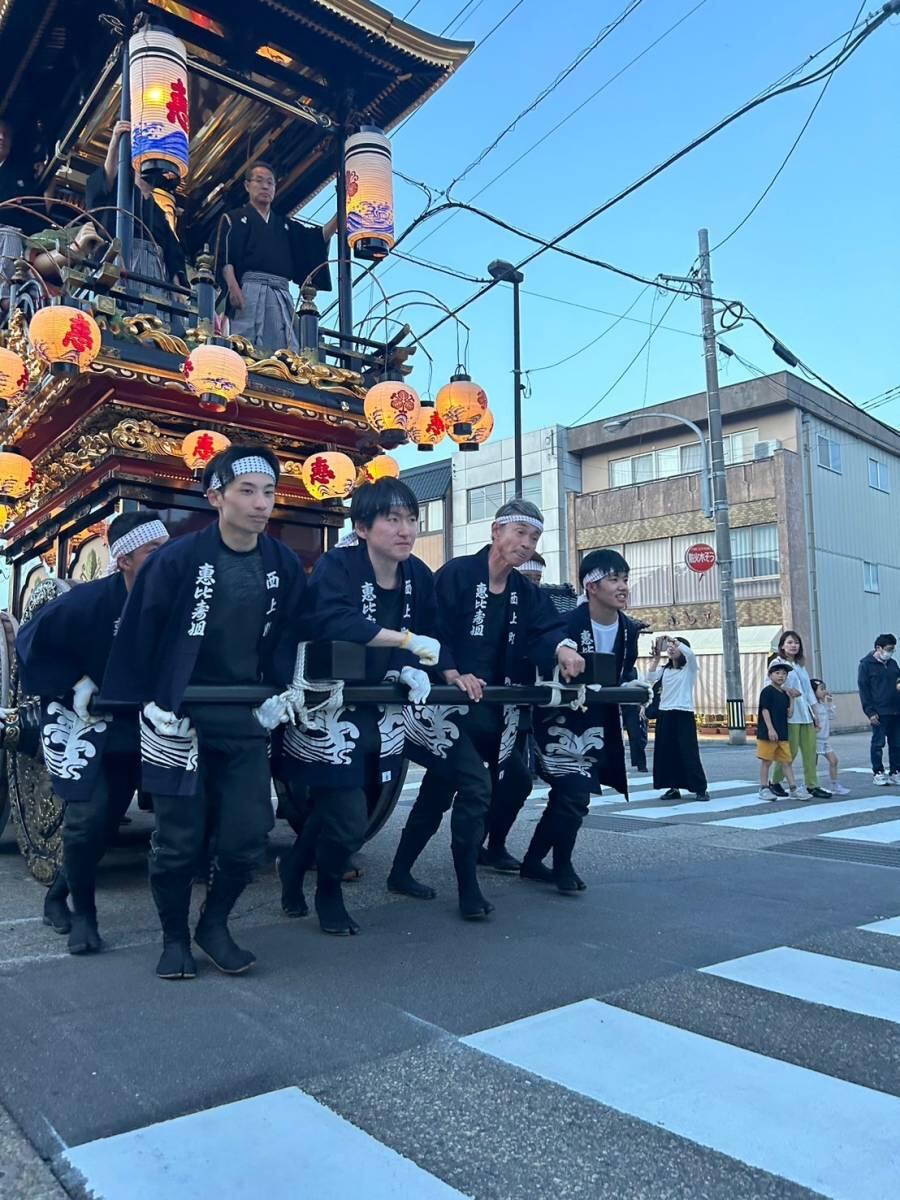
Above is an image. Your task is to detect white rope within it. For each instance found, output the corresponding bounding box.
[534,666,587,710]
[289,642,345,724]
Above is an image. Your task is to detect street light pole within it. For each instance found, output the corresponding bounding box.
[698,228,745,744]
[488,259,525,497]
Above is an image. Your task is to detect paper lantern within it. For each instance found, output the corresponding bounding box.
[360,454,400,484]
[406,403,446,452]
[301,452,356,501]
[182,344,247,413]
[129,26,189,182]
[435,371,488,437]
[364,380,421,447]
[29,306,101,376]
[345,126,394,260]
[452,406,494,452]
[0,347,28,402]
[0,451,33,499]
[181,429,231,471]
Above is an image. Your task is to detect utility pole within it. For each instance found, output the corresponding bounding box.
[698,228,746,744]
[487,259,525,496]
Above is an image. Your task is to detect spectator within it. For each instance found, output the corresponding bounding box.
[756,660,800,801]
[769,630,829,800]
[645,635,710,802]
[857,633,900,786]
[811,677,849,795]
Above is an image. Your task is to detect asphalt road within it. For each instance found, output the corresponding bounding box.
[1,731,899,1200]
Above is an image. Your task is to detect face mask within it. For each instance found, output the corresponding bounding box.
[880,649,895,661]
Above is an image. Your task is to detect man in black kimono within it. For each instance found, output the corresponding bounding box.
[221,161,335,353]
[16,512,169,954]
[103,444,310,980]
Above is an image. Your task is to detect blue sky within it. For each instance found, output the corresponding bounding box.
[300,0,900,466]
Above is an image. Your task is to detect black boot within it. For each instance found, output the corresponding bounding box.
[64,848,103,953]
[387,823,438,900]
[552,813,587,895]
[194,868,255,974]
[480,843,522,873]
[520,812,555,884]
[151,871,196,980]
[277,850,309,918]
[453,843,494,920]
[42,870,72,935]
[68,910,103,954]
[315,874,360,935]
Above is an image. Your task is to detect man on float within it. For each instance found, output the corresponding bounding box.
[279,477,501,927]
[221,161,336,353]
[524,548,640,892]
[16,512,169,955]
[104,445,309,980]
[400,499,585,878]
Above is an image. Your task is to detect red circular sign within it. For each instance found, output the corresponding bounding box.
[685,543,716,573]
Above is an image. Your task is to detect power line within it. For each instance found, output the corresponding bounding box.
[392,248,489,283]
[525,284,653,375]
[445,0,489,37]
[446,0,645,193]
[521,286,702,337]
[401,1,424,18]
[441,0,479,35]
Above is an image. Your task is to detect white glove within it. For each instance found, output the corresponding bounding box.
[72,675,99,721]
[253,688,306,731]
[143,701,192,739]
[399,665,431,705]
[404,633,440,666]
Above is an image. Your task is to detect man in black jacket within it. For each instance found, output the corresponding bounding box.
[858,633,900,785]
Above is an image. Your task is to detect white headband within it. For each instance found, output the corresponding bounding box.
[105,520,168,574]
[209,455,277,491]
[519,561,544,574]
[493,513,544,532]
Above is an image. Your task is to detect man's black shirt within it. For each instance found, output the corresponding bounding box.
[366,582,404,683]
[469,590,508,686]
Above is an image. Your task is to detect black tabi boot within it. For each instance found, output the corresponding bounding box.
[194,868,255,974]
[277,848,309,918]
[479,843,522,873]
[520,812,555,884]
[387,823,438,900]
[42,870,72,935]
[315,874,360,936]
[453,843,494,920]
[552,814,587,895]
[64,851,103,954]
[151,871,196,980]
[67,911,103,955]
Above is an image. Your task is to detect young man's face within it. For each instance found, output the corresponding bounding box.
[209,472,276,535]
[876,643,896,661]
[492,520,541,570]
[245,168,276,207]
[119,535,168,582]
[357,506,418,563]
[587,570,629,611]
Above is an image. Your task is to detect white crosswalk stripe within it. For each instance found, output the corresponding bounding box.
[620,790,763,820]
[709,794,900,831]
[821,818,900,843]
[861,916,900,937]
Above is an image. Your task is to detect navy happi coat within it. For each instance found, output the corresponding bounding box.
[534,604,641,798]
[280,540,463,788]
[16,572,131,802]
[103,523,308,795]
[434,545,568,766]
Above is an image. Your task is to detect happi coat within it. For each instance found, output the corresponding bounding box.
[279,540,462,789]
[16,572,131,802]
[103,523,308,796]
[533,605,641,798]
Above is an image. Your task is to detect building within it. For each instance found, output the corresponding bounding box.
[566,372,900,727]
[401,460,453,571]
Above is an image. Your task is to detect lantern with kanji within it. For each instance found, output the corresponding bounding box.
[182,344,247,413]
[450,406,494,452]
[301,452,356,501]
[0,450,33,500]
[363,380,421,448]
[435,370,488,437]
[345,126,394,260]
[28,306,101,376]
[129,26,190,183]
[0,347,28,403]
[406,403,446,452]
[359,454,400,484]
[181,429,231,472]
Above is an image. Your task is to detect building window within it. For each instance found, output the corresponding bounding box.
[868,457,890,493]
[608,429,758,490]
[418,499,444,533]
[625,538,673,607]
[817,434,842,474]
[732,523,779,580]
[864,561,881,594]
[467,474,541,522]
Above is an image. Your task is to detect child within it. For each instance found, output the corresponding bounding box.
[757,661,800,800]
[647,635,710,802]
[811,678,850,795]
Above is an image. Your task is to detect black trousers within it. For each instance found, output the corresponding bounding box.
[652,709,707,794]
[149,724,273,887]
[528,774,591,869]
[870,713,900,775]
[622,704,648,771]
[62,752,140,915]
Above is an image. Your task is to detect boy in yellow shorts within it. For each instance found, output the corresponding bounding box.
[757,661,799,800]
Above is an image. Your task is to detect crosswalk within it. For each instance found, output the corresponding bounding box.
[62,914,900,1199]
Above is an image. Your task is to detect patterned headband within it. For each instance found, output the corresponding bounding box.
[209,455,277,491]
[519,560,544,574]
[493,513,544,532]
[105,520,168,574]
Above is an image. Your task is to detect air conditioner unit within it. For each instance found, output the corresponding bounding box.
[753,439,782,460]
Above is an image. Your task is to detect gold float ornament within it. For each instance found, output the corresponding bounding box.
[181,429,231,471]
[29,306,102,376]
[301,452,356,501]
[360,454,400,484]
[0,502,8,530]
[450,406,494,452]
[0,450,33,499]
[0,346,28,402]
[407,403,446,452]
[435,370,488,437]
[363,380,421,447]
[182,344,247,413]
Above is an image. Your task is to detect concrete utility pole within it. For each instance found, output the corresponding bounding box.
[698,228,746,744]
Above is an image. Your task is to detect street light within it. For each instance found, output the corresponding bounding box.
[602,413,713,517]
[488,259,525,497]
